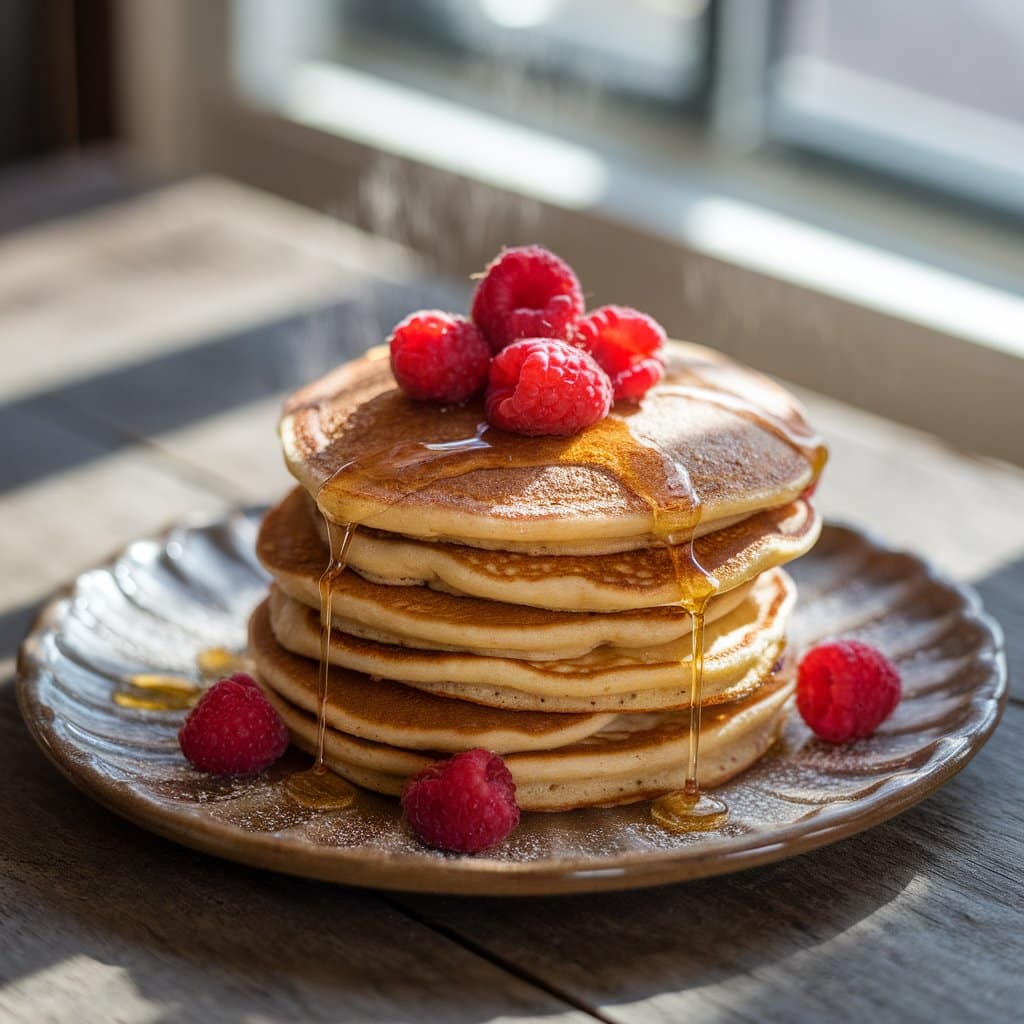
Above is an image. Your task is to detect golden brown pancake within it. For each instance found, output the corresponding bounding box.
[333,498,818,612]
[281,341,826,549]
[257,486,754,658]
[249,601,615,752]
[261,671,796,811]
[265,569,794,712]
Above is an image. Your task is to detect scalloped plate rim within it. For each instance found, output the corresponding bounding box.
[15,512,1008,896]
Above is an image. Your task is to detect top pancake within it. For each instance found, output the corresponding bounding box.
[281,340,826,549]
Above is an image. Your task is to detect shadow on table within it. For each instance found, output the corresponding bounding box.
[0,277,467,497]
[397,820,928,1010]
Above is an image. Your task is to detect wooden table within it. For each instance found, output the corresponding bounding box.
[2,155,1022,1024]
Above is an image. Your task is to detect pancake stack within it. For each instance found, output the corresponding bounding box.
[251,340,825,811]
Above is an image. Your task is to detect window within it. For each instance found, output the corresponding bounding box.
[232,0,1024,221]
[331,0,711,107]
[770,0,1024,216]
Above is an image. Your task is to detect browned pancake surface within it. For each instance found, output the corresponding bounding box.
[281,342,825,543]
[248,601,613,751]
[259,486,752,632]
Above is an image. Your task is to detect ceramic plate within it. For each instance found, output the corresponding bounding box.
[17,511,1006,894]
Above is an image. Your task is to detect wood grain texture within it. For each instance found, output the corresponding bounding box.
[2,167,1022,1022]
[975,555,1024,705]
[397,705,1024,1023]
[0,401,225,609]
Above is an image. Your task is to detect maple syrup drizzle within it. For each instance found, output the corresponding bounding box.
[285,368,823,825]
[284,514,360,810]
[636,446,728,832]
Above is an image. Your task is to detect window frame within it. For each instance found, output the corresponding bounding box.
[716,0,1024,220]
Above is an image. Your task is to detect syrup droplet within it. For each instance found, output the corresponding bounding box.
[196,646,252,678]
[112,649,254,713]
[285,764,357,811]
[114,674,203,711]
[650,788,729,834]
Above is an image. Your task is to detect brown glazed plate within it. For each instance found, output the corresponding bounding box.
[17,509,1006,895]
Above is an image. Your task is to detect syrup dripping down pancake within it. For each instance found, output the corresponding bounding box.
[281,341,826,549]
[259,670,796,811]
[248,602,614,753]
[265,569,794,712]
[257,486,754,659]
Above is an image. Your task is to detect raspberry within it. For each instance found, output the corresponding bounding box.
[401,748,520,853]
[574,305,666,401]
[797,641,901,743]
[471,246,584,352]
[389,311,490,403]
[486,338,613,436]
[178,674,289,776]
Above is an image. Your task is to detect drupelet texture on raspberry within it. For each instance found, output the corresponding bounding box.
[178,673,289,776]
[471,245,584,352]
[486,338,613,436]
[574,305,666,401]
[797,640,901,743]
[389,310,490,403]
[401,748,520,853]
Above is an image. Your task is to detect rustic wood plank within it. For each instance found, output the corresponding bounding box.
[975,555,1024,705]
[396,702,1024,1024]
[0,177,419,404]
[798,387,1024,584]
[0,402,225,613]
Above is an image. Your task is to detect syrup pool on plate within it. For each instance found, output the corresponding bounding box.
[113,646,253,712]
[114,674,204,712]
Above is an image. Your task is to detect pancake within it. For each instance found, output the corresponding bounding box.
[281,341,826,549]
[249,602,615,752]
[261,671,796,811]
[266,568,794,711]
[258,487,753,658]
[335,499,818,612]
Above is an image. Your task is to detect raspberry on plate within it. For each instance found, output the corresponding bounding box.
[486,338,613,436]
[574,305,666,402]
[401,748,520,854]
[471,245,584,352]
[389,310,490,403]
[178,673,289,776]
[797,640,901,743]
